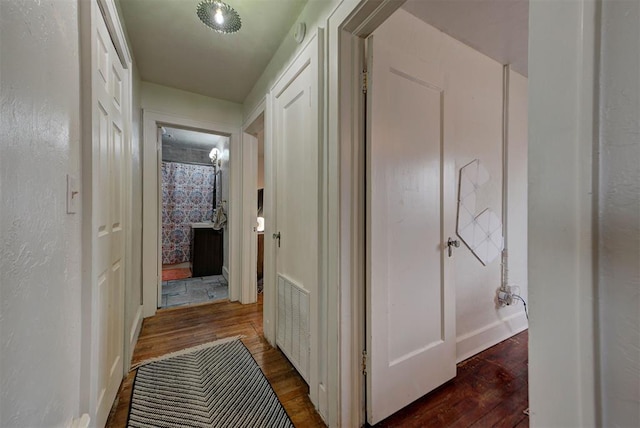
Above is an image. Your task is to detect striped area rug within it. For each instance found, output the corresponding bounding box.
[127,339,294,428]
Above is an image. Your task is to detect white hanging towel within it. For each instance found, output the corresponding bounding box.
[212,203,227,230]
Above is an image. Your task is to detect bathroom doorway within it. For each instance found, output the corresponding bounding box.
[159,126,230,308]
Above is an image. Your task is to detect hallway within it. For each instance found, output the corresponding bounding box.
[107,292,529,427]
[106,296,325,427]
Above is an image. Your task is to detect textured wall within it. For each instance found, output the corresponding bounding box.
[599,0,640,425]
[0,0,82,426]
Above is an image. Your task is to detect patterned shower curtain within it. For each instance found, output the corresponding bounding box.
[162,162,215,265]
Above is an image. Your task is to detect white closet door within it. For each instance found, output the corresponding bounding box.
[92,5,126,425]
[272,33,321,399]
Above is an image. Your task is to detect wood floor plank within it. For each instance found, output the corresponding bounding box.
[374,331,529,428]
[469,382,529,428]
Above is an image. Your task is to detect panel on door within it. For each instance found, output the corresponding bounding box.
[93,7,126,426]
[366,36,456,425]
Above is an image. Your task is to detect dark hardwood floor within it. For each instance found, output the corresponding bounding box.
[107,295,528,428]
[373,331,529,428]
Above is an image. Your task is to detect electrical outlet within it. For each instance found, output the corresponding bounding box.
[497,286,513,306]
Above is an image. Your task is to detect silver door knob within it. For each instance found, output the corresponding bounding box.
[447,237,460,257]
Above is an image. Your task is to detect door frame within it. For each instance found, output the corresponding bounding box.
[240,99,267,306]
[328,1,600,427]
[141,110,243,317]
[79,0,133,424]
[325,1,409,426]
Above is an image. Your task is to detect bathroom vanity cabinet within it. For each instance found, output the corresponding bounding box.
[191,227,223,277]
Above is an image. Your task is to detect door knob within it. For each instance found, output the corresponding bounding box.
[447,237,460,257]
[273,232,281,248]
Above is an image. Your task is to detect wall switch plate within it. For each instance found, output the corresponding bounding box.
[67,174,79,214]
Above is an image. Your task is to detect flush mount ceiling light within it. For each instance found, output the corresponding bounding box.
[196,0,241,34]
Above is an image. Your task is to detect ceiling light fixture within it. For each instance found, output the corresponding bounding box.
[196,0,241,34]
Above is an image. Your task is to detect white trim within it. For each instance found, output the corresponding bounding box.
[270,33,321,98]
[326,2,405,426]
[528,0,598,425]
[127,306,144,365]
[240,102,266,307]
[456,313,528,363]
[142,110,242,317]
[243,98,266,132]
[262,92,277,346]
[96,0,132,68]
[240,131,258,304]
[222,265,229,282]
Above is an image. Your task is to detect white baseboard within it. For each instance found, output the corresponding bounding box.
[456,311,528,363]
[222,265,229,281]
[318,383,328,422]
[128,305,144,366]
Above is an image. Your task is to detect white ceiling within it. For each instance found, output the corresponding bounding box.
[119,0,308,103]
[162,127,228,150]
[401,0,529,76]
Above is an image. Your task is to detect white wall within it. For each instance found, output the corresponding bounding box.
[257,130,265,189]
[142,82,243,127]
[0,0,83,426]
[141,82,242,274]
[507,71,528,309]
[599,0,640,425]
[528,0,599,425]
[374,10,528,362]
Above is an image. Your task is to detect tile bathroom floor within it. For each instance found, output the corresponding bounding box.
[161,275,228,308]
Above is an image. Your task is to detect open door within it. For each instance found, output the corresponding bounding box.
[365,35,457,424]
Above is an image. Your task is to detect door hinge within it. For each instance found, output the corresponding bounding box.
[362,70,368,94]
[362,349,368,376]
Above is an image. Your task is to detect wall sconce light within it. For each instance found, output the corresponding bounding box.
[209,148,221,167]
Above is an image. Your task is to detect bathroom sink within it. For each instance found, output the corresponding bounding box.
[190,222,216,228]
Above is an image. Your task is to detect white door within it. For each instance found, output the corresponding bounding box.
[272,35,320,393]
[92,7,126,425]
[366,36,456,425]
